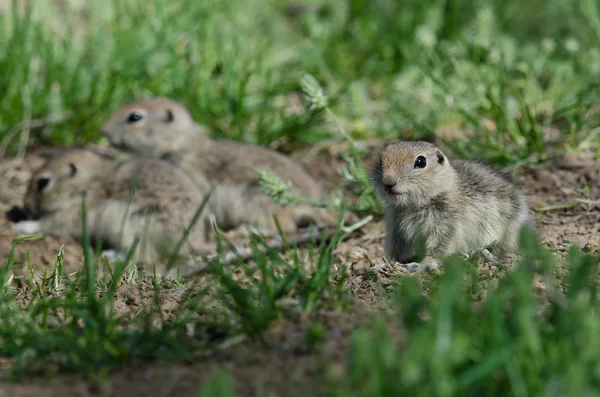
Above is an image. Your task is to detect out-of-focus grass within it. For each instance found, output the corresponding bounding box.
[321,228,600,396]
[0,0,598,164]
[185,227,600,397]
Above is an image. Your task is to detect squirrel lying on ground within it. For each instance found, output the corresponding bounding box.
[101,97,336,234]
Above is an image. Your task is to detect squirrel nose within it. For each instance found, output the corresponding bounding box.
[384,183,396,194]
[381,176,397,194]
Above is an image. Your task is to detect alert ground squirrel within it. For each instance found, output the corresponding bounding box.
[100,97,335,234]
[18,148,215,271]
[371,141,532,271]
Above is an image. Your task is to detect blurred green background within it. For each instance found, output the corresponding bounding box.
[0,0,599,165]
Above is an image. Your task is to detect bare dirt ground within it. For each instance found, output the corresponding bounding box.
[0,143,598,396]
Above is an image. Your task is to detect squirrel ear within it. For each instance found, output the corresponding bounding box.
[435,150,445,165]
[166,110,174,122]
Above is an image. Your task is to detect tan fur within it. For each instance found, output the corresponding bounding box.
[370,141,532,264]
[22,149,214,269]
[100,97,334,233]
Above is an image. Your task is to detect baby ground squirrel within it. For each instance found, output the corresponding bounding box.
[371,141,532,271]
[18,148,215,271]
[100,97,335,234]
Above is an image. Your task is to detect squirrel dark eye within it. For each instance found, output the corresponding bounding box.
[37,177,51,192]
[414,155,427,169]
[127,112,143,123]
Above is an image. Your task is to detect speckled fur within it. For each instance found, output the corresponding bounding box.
[23,148,214,266]
[370,141,532,264]
[101,97,334,233]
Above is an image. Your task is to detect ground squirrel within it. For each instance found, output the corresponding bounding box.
[100,97,335,234]
[17,148,215,270]
[371,141,532,271]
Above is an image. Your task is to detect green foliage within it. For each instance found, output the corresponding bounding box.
[0,0,598,161]
[259,73,383,215]
[208,224,350,341]
[0,195,201,382]
[324,227,600,395]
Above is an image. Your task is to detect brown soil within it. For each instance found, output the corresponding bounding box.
[0,144,598,396]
